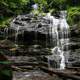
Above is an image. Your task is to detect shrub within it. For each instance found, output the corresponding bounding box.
[67,7,80,25]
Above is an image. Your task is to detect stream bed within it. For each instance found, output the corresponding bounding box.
[13,70,61,80]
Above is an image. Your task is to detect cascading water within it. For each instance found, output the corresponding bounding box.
[46,11,69,70]
[10,15,25,47]
[15,26,20,44]
[10,10,69,70]
[4,27,9,39]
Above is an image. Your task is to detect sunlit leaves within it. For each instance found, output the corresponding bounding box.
[67,7,80,25]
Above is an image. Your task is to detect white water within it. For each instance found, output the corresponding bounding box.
[10,15,24,47]
[10,12,69,70]
[46,11,69,70]
[4,27,9,39]
[15,25,20,43]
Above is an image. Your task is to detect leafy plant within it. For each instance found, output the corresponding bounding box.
[67,7,80,25]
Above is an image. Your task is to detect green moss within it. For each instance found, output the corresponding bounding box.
[67,7,80,25]
[0,17,12,28]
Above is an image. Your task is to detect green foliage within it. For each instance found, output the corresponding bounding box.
[0,17,12,28]
[67,7,80,25]
[46,0,66,10]
[34,0,48,12]
[0,0,30,27]
[22,0,35,13]
[0,67,12,80]
[66,0,80,7]
[0,0,30,16]
[0,0,80,27]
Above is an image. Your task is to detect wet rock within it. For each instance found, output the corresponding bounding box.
[8,56,37,63]
[9,44,52,56]
[67,48,80,67]
[21,17,31,22]
[13,71,61,80]
[70,37,80,42]
[27,45,51,55]
[63,42,80,51]
[70,24,80,37]
[0,39,16,49]
[14,21,24,26]
[10,14,50,35]
[8,14,80,68]
[68,24,80,67]
[41,55,61,68]
[72,61,80,67]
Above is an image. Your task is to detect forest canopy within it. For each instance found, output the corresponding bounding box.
[0,0,80,26]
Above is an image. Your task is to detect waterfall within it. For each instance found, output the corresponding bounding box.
[15,25,20,44]
[46,11,69,70]
[10,15,24,47]
[4,27,9,39]
[10,12,69,70]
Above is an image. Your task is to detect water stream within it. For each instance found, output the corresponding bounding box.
[46,11,69,70]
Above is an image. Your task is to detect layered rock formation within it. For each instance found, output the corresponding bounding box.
[68,24,80,67]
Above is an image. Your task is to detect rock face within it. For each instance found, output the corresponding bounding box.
[9,14,52,48]
[3,14,80,68]
[9,13,70,69]
[10,14,50,34]
[68,25,80,67]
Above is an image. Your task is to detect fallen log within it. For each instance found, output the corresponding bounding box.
[40,67,80,80]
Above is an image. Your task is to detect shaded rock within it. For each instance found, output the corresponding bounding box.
[70,24,80,37]
[72,62,80,67]
[8,56,37,63]
[68,24,80,67]
[63,42,80,51]
[27,45,51,56]
[10,14,50,35]
[21,17,32,21]
[14,21,24,26]
[9,44,52,56]
[70,38,80,42]
[0,39,16,49]
[13,71,60,80]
